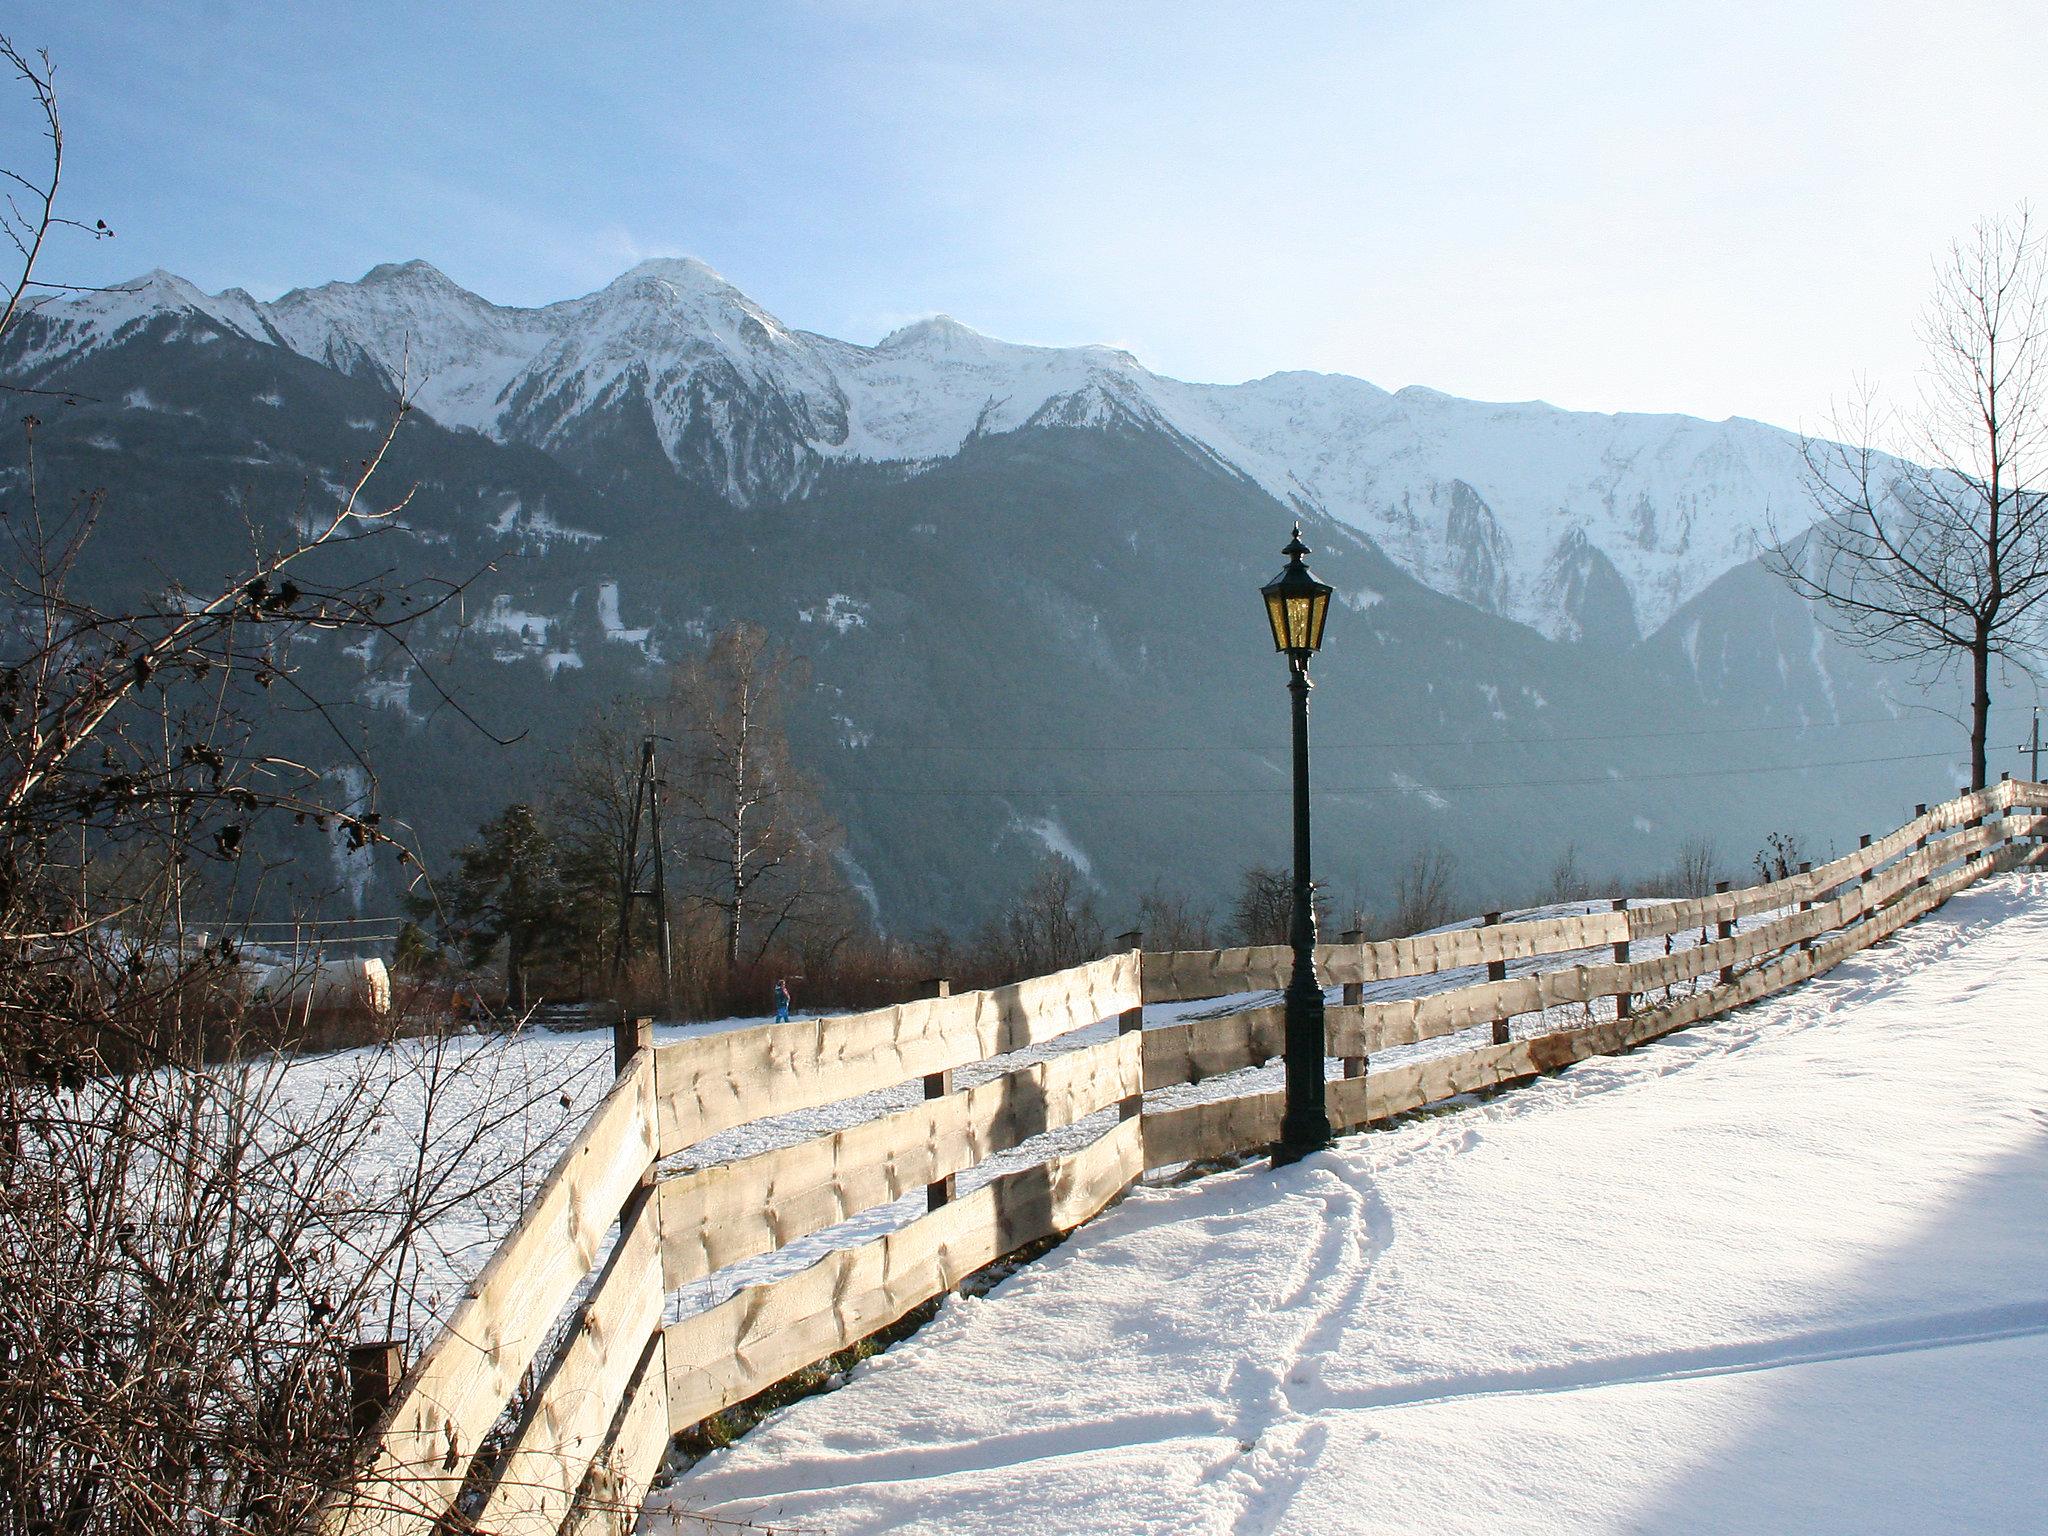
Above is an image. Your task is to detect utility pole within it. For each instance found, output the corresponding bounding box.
[2030,707,2041,784]
[613,735,674,1004]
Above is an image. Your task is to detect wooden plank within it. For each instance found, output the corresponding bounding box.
[1140,1007,1284,1090]
[660,1117,1144,1434]
[475,1188,667,1536]
[1140,787,2011,1001]
[1143,825,2021,1173]
[323,1051,659,1536]
[1629,785,2008,939]
[657,1030,1141,1289]
[1576,844,2002,1062]
[653,952,1139,1155]
[560,1331,670,1536]
[1139,909,1631,1003]
[1145,815,2018,1100]
[1142,1088,1285,1167]
[1331,973,1547,1055]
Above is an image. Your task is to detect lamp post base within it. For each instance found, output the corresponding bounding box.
[1269,1135,1331,1169]
[1271,972,1333,1168]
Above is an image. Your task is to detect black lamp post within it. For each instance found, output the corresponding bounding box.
[1262,523,1335,1167]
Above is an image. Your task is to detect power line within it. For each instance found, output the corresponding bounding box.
[827,746,1962,798]
[234,918,408,930]
[833,713,1932,755]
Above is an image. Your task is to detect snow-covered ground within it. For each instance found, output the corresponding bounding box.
[642,872,2048,1535]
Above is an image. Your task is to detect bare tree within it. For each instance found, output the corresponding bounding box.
[979,853,1105,979]
[665,622,845,973]
[1390,844,1459,936]
[1546,842,1590,906]
[1135,881,1213,951]
[1767,208,2048,788]
[1229,863,1291,946]
[545,701,647,984]
[1670,833,1721,899]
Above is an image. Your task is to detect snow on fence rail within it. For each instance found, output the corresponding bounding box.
[323,780,2048,1536]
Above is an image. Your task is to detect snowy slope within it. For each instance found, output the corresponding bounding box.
[26,260,1835,640]
[647,873,2048,1536]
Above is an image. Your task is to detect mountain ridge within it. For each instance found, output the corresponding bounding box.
[0,274,1979,932]
[23,258,1831,642]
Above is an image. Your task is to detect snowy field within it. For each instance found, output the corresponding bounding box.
[640,871,2048,1535]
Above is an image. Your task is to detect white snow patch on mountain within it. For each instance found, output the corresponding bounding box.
[322,765,376,912]
[476,595,551,648]
[1018,814,1093,878]
[1391,771,1450,811]
[798,594,869,635]
[596,580,651,649]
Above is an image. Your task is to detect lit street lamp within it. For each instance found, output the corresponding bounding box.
[1261,523,1335,1166]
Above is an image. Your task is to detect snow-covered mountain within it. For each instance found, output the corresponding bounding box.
[25,258,1819,640]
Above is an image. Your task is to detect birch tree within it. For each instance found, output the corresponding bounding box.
[1767,207,2048,789]
[666,623,844,972]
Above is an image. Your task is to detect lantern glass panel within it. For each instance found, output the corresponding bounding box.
[1264,592,1290,652]
[1285,595,1312,650]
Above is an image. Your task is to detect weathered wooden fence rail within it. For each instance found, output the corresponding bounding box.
[325,780,2048,1535]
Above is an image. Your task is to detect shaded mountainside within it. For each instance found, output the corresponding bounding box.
[0,267,2008,933]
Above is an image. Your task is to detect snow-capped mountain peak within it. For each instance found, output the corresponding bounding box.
[19,257,1834,640]
[878,314,995,353]
[11,269,271,363]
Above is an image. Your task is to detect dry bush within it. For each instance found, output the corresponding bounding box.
[1390,845,1460,936]
[0,1008,596,1536]
[1230,864,1292,946]
[0,38,589,1530]
[1133,882,1213,952]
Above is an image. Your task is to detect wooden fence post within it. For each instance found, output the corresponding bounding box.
[1715,880,1735,985]
[1915,803,1930,889]
[1797,862,1814,953]
[1114,930,1145,1121]
[1339,926,1366,1077]
[347,1339,405,1436]
[922,978,954,1212]
[613,1014,653,1079]
[1483,912,1510,1043]
[1611,897,1631,1018]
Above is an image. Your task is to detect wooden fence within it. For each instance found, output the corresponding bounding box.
[323,779,2048,1535]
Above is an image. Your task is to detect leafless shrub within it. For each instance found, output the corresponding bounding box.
[1390,845,1459,936]
[1670,834,1721,899]
[0,1013,596,1536]
[0,38,586,1530]
[1754,830,1806,884]
[1230,864,1291,946]
[1545,842,1590,906]
[1135,881,1213,951]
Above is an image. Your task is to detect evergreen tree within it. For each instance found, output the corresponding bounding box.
[422,803,564,1011]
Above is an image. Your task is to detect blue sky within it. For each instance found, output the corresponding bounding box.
[7,2,2042,431]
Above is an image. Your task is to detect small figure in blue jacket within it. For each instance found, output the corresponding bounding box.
[773,977,791,1023]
